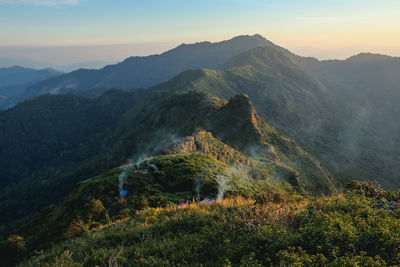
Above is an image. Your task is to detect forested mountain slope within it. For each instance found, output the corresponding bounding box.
[0,89,335,239]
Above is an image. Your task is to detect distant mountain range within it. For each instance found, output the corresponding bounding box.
[0,66,62,109]
[0,66,61,86]
[0,58,47,69]
[22,35,273,99]
[0,57,113,72]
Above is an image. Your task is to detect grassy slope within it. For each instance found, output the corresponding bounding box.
[18,152,282,252]
[17,183,400,267]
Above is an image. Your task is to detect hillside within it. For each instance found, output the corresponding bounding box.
[111,91,335,193]
[7,182,400,266]
[0,90,144,235]
[299,53,400,187]
[0,90,335,241]
[301,53,400,116]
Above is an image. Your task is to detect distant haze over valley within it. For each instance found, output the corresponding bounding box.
[0,42,179,71]
[1,38,399,71]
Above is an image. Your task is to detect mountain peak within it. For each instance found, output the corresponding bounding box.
[206,93,264,149]
[226,94,252,110]
[252,33,265,38]
[220,45,295,73]
[228,33,270,43]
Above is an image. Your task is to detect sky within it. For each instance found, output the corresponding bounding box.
[0,0,400,64]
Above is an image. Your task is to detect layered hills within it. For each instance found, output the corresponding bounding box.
[22,35,272,99]
[1,34,400,266]
[0,66,61,109]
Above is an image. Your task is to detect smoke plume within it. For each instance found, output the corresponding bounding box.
[217,174,229,200]
[118,160,134,192]
[195,177,202,200]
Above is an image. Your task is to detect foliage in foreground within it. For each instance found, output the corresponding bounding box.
[15,181,400,266]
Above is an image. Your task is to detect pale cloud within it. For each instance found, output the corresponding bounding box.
[296,16,366,23]
[0,0,79,6]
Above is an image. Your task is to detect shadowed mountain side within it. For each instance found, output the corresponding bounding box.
[298,53,400,188]
[0,90,145,234]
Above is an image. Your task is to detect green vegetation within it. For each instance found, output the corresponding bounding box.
[0,90,338,264]
[12,152,282,252]
[0,89,336,240]
[0,90,144,235]
[2,115,333,261]
[10,181,400,266]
